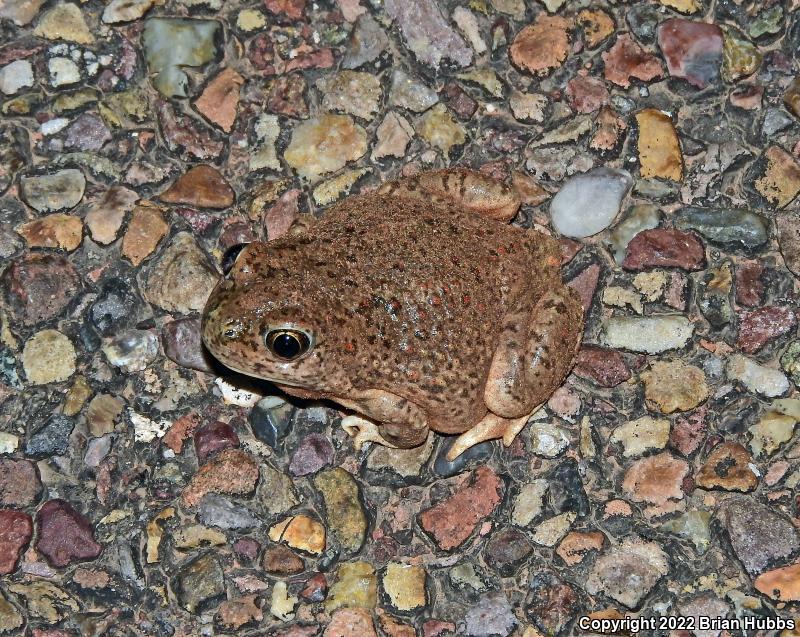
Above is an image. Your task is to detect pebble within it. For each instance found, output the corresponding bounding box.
[194,68,244,133]
[577,9,615,48]
[585,537,669,608]
[285,114,367,180]
[388,69,438,113]
[532,512,575,547]
[194,420,239,462]
[318,71,382,121]
[781,341,800,384]
[526,576,578,636]
[0,60,34,95]
[727,354,790,397]
[85,186,139,245]
[622,452,689,518]
[657,19,723,88]
[778,212,800,277]
[102,0,154,23]
[159,165,234,209]
[17,213,83,251]
[102,329,159,373]
[269,514,326,555]
[755,562,800,602]
[602,315,694,354]
[372,112,414,160]
[181,448,259,508]
[174,553,224,613]
[611,416,670,457]
[509,91,547,123]
[464,591,517,637]
[736,306,797,354]
[382,562,427,611]
[47,57,81,87]
[754,145,800,208]
[511,480,547,527]
[0,459,41,507]
[198,494,258,530]
[22,329,76,385]
[142,18,219,98]
[674,207,768,250]
[325,561,377,611]
[342,14,389,70]
[325,608,376,637]
[19,169,85,213]
[566,76,608,114]
[716,496,800,577]
[419,466,503,550]
[416,104,466,156]
[602,34,663,88]
[36,499,102,567]
[1,253,81,326]
[696,442,758,492]
[262,544,304,575]
[313,468,367,555]
[549,167,633,238]
[289,433,334,476]
[384,0,472,70]
[749,407,796,457]
[0,0,45,25]
[121,202,169,266]
[216,595,263,631]
[86,394,123,437]
[482,526,533,576]
[529,421,570,457]
[0,509,33,574]
[33,3,94,44]
[641,360,709,413]
[510,14,570,77]
[548,459,589,517]
[142,232,219,314]
[623,228,705,271]
[249,396,294,449]
[161,317,215,373]
[556,530,605,566]
[661,510,711,553]
[636,109,683,181]
[573,345,631,388]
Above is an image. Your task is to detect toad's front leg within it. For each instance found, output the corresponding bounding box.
[334,388,429,451]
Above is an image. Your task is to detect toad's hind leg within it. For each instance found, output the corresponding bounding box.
[484,287,584,420]
[376,168,521,222]
[446,412,533,461]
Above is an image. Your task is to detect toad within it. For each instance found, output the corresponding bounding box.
[202,169,584,460]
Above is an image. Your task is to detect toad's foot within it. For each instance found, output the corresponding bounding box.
[446,410,537,461]
[341,415,399,451]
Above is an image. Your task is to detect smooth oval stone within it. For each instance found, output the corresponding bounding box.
[674,207,769,249]
[550,167,634,238]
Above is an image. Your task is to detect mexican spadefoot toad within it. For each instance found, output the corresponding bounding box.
[202,169,584,460]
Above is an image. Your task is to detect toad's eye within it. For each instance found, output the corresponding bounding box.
[265,329,311,360]
[222,243,249,275]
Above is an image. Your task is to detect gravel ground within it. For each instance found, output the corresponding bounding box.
[1,0,800,635]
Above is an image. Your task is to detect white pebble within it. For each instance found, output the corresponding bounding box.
[601,315,694,354]
[0,59,34,95]
[550,167,633,238]
[48,57,81,87]
[726,354,790,397]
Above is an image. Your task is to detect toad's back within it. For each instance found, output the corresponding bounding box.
[251,193,561,427]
